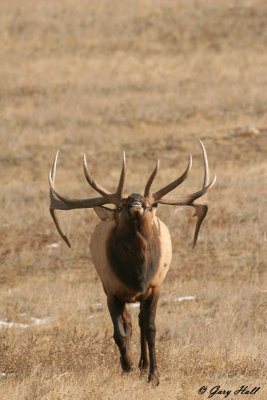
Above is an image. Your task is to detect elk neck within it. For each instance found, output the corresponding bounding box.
[107,213,161,293]
[117,211,152,245]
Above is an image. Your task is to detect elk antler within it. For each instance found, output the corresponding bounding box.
[144,154,193,200]
[49,151,126,247]
[144,140,216,247]
[83,151,126,203]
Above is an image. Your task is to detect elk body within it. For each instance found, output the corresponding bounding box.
[49,140,216,384]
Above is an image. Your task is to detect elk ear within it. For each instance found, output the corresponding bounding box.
[94,206,114,221]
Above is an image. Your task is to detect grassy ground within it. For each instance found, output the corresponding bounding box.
[0,0,266,399]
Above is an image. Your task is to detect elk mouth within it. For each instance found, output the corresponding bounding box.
[127,195,145,217]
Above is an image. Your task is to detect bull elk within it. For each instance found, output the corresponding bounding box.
[48,140,216,384]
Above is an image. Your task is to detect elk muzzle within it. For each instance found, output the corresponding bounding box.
[127,195,145,217]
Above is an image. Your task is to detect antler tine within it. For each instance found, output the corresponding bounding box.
[49,151,72,248]
[49,208,72,248]
[152,154,192,201]
[156,174,216,206]
[50,150,59,183]
[191,167,216,250]
[198,139,209,188]
[83,154,112,197]
[84,152,127,203]
[116,151,126,199]
[49,159,106,208]
[144,159,160,198]
[49,152,115,248]
[49,151,66,205]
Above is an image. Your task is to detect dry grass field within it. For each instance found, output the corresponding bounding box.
[1,0,266,398]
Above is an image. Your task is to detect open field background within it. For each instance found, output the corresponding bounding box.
[1,0,266,398]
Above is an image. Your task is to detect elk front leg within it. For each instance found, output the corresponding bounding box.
[123,306,132,357]
[141,286,160,385]
[138,302,149,372]
[107,295,133,372]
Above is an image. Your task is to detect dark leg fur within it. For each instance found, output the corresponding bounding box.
[140,286,160,385]
[107,295,133,372]
[138,302,149,372]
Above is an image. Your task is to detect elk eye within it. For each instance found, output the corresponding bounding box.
[117,206,123,212]
[148,206,152,211]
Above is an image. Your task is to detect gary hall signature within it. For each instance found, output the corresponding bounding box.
[198,385,261,398]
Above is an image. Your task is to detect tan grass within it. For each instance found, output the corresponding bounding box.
[1,0,266,399]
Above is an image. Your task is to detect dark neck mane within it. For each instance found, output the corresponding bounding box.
[107,219,161,293]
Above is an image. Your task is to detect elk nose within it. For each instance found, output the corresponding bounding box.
[130,201,142,209]
[128,200,144,216]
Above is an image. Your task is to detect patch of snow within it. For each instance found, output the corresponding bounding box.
[128,303,140,308]
[46,243,59,248]
[0,320,28,328]
[7,288,21,294]
[0,372,15,377]
[173,296,196,302]
[0,316,51,329]
[30,317,51,325]
[92,302,102,310]
[88,314,96,319]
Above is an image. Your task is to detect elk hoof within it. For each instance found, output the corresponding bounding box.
[148,371,160,386]
[120,357,134,372]
[139,358,149,372]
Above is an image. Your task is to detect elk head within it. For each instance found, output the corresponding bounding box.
[49,140,216,248]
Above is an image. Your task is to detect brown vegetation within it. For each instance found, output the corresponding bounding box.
[0,0,266,398]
